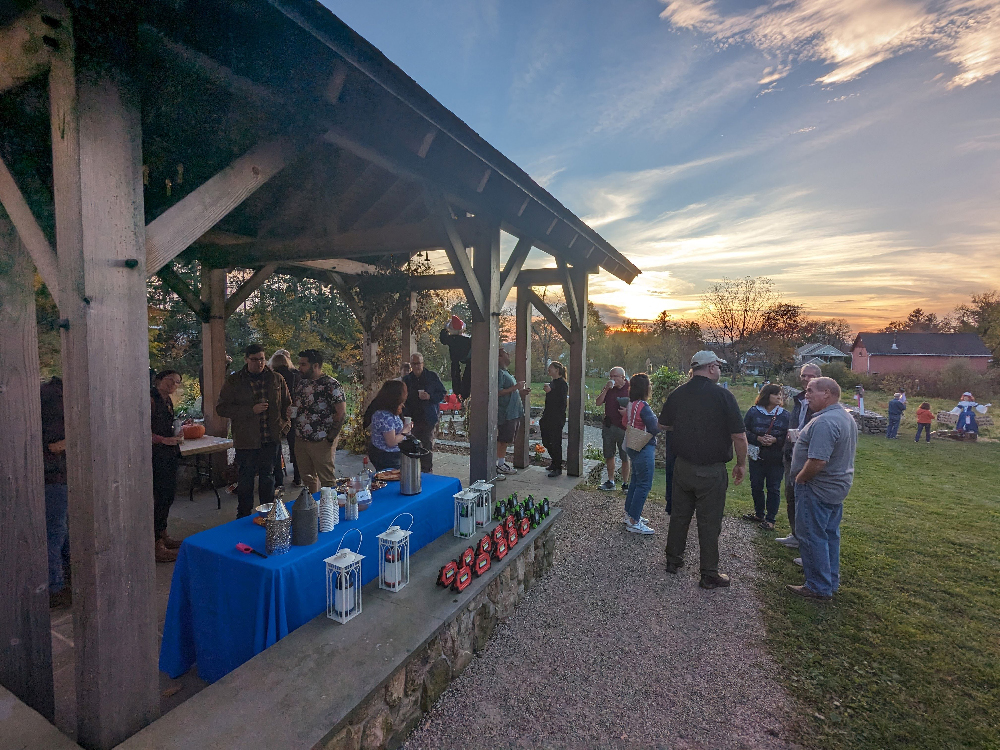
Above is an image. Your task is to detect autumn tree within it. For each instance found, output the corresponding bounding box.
[953,291,1000,360]
[700,277,781,374]
[881,308,949,333]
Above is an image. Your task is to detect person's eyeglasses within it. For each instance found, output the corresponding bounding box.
[248,356,265,363]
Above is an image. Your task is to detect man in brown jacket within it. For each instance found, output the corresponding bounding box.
[217,344,291,517]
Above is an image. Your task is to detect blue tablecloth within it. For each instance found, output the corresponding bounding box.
[159,474,462,683]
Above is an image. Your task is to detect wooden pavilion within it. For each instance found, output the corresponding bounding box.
[0,1,639,747]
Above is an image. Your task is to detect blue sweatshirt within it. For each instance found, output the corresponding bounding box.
[887,398,906,418]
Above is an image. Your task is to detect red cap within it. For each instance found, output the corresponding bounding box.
[449,315,466,332]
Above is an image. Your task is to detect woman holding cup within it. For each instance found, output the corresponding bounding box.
[363,380,411,471]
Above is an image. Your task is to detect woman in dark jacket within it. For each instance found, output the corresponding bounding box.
[540,361,568,477]
[151,371,184,562]
[743,384,790,530]
[270,352,301,487]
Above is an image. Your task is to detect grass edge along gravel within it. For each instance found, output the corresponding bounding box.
[729,433,1000,750]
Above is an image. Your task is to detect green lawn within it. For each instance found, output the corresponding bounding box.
[726,432,1000,749]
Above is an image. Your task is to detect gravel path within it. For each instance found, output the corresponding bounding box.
[404,486,799,750]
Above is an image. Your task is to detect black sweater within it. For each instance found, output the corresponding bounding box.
[541,378,568,425]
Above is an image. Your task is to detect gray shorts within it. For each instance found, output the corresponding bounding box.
[602,425,628,463]
[497,418,519,444]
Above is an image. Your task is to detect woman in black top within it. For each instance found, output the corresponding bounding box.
[269,352,301,487]
[151,370,183,562]
[540,362,568,477]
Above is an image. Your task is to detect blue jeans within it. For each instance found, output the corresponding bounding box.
[795,482,843,597]
[915,423,931,442]
[749,460,783,523]
[624,443,654,522]
[886,416,900,438]
[45,483,70,593]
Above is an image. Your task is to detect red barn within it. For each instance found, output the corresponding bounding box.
[851,332,992,374]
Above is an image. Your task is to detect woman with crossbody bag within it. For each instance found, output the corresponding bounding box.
[742,384,790,530]
[620,373,660,535]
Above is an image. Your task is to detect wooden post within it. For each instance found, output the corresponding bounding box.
[467,222,500,484]
[50,54,160,747]
[567,267,588,477]
[0,213,54,720]
[512,287,531,469]
[201,266,228,437]
[361,328,378,401]
[400,291,416,365]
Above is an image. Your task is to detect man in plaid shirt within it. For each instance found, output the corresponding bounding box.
[293,349,346,492]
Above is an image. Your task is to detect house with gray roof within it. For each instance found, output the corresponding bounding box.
[851,332,992,374]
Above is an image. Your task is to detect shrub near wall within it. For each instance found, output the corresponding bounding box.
[823,361,998,401]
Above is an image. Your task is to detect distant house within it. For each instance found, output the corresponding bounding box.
[795,343,850,366]
[851,332,992,374]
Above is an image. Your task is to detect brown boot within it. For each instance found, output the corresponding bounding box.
[155,538,178,563]
[160,534,183,550]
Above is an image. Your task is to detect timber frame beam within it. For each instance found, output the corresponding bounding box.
[156,264,208,321]
[498,236,531,304]
[425,189,485,321]
[0,0,69,95]
[0,154,61,308]
[224,263,278,318]
[526,288,571,341]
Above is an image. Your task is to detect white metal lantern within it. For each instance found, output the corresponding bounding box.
[325,529,364,624]
[469,480,494,527]
[453,488,478,538]
[378,513,413,593]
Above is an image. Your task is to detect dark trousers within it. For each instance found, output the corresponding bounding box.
[274,432,300,487]
[236,442,279,518]
[749,459,783,523]
[540,419,564,471]
[886,416,901,439]
[44,483,70,592]
[411,421,435,473]
[664,442,675,514]
[665,457,728,577]
[783,453,796,536]
[152,446,180,539]
[915,423,931,442]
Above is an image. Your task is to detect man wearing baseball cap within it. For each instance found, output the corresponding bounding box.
[659,350,748,589]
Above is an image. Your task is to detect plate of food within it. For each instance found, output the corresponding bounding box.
[253,516,267,526]
[371,479,387,491]
[375,469,401,482]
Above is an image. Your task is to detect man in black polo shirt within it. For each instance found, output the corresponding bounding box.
[660,350,748,589]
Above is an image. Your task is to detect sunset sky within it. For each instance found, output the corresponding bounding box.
[324,0,1000,330]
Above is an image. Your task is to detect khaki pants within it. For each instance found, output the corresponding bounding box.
[664,456,729,577]
[295,439,335,493]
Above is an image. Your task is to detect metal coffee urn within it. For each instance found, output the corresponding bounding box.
[399,436,431,495]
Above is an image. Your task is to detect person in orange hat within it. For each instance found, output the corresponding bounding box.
[439,314,472,400]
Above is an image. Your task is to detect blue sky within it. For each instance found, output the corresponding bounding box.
[323,0,1000,329]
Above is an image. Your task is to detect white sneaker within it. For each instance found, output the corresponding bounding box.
[627,520,655,535]
[623,514,650,525]
[793,557,803,567]
[776,535,799,548]
[496,463,517,475]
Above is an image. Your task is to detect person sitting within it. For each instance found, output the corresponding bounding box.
[364,380,412,471]
[742,384,790,531]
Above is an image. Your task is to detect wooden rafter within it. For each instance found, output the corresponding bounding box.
[146,137,304,275]
[156,264,207,321]
[558,258,580,330]
[347,177,412,232]
[424,189,484,321]
[526,288,571,341]
[370,292,412,341]
[498,236,532,304]
[224,263,278,318]
[325,271,367,327]
[0,154,61,308]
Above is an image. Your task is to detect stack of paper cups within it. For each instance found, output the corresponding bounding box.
[319,487,338,532]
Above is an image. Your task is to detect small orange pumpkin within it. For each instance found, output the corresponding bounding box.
[182,423,206,440]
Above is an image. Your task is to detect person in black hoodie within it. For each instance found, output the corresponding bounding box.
[439,315,471,400]
[540,362,568,477]
[742,384,790,531]
[269,351,301,487]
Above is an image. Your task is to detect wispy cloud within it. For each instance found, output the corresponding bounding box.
[658,0,1000,88]
[593,188,1000,327]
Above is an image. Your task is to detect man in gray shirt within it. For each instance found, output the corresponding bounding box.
[788,376,858,600]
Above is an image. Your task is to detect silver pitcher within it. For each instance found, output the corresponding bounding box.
[398,436,430,495]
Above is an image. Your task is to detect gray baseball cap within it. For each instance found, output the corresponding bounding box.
[690,350,726,367]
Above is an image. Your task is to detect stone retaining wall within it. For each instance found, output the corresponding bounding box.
[317,524,558,750]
